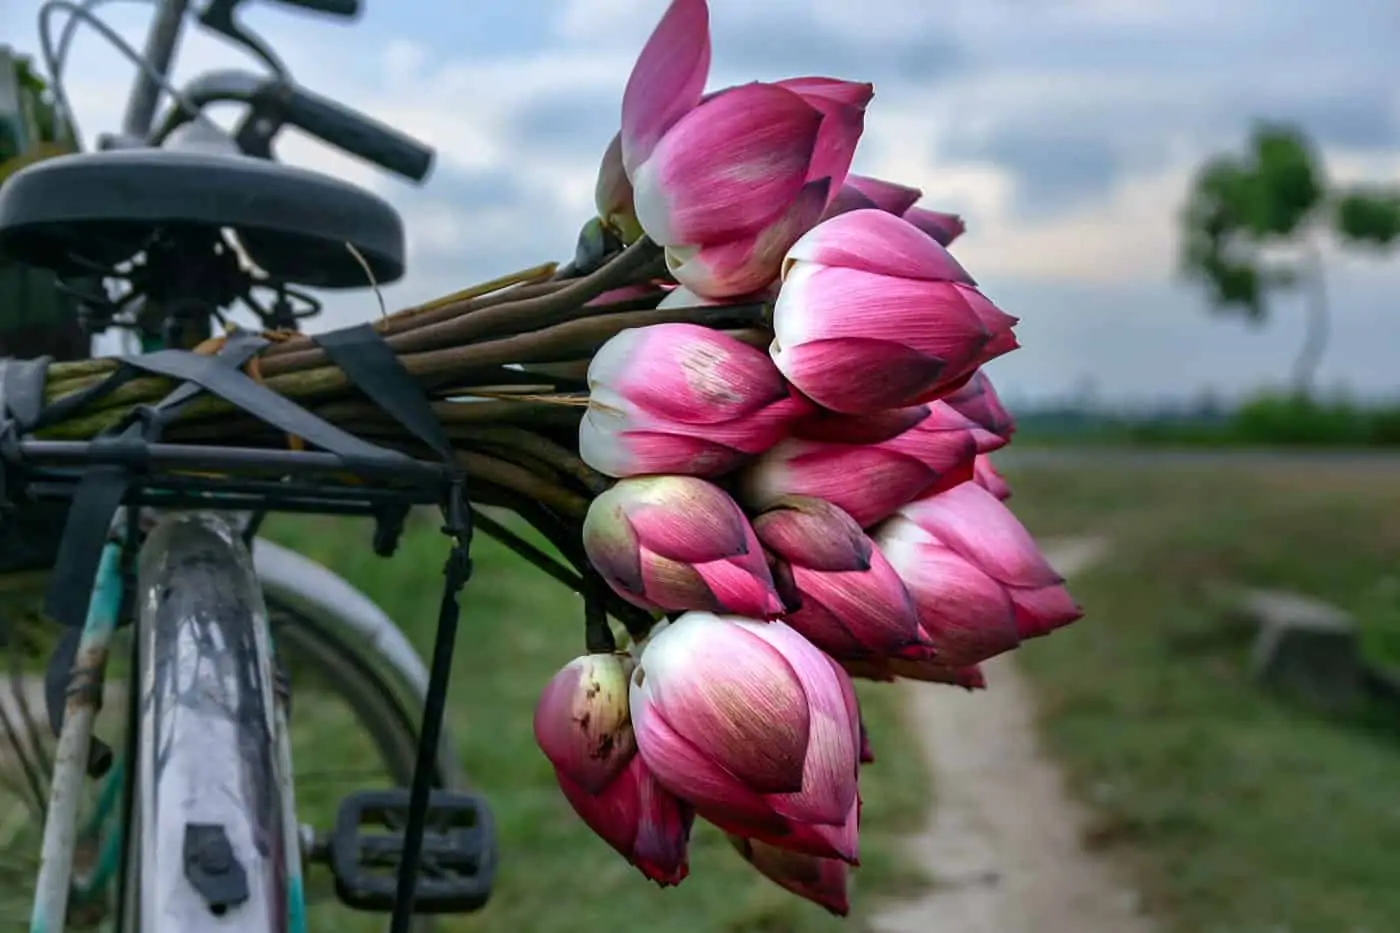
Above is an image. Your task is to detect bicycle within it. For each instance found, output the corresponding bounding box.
[0,0,497,930]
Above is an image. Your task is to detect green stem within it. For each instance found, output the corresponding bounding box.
[454,451,589,520]
[260,237,663,377]
[40,302,765,439]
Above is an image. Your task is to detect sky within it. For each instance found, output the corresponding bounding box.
[3,0,1398,405]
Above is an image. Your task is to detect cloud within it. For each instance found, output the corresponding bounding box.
[5,0,1399,402]
[945,130,1126,218]
[501,87,619,159]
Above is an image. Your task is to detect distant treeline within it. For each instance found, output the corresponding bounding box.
[1014,392,1400,447]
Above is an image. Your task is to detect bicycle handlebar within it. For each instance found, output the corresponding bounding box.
[275,82,432,181]
[266,0,362,16]
[154,69,434,183]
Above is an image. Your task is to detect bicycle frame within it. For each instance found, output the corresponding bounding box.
[120,0,190,140]
[31,540,124,933]
[21,3,460,928]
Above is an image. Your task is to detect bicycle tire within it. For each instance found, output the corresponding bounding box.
[121,512,289,933]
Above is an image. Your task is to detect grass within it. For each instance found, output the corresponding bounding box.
[1001,461,1400,933]
[264,511,931,933]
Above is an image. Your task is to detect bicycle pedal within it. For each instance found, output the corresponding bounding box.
[328,788,496,914]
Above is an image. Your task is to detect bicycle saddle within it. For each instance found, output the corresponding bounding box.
[0,149,406,289]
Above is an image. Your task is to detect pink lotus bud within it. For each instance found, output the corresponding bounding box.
[630,612,861,862]
[632,79,858,298]
[595,133,644,243]
[556,753,695,886]
[584,476,785,617]
[841,656,987,690]
[727,835,851,915]
[753,496,926,659]
[772,209,1018,413]
[821,174,966,247]
[842,173,922,216]
[973,455,1011,500]
[580,324,811,478]
[942,369,1015,452]
[904,206,966,247]
[739,404,979,528]
[534,653,636,794]
[620,0,711,177]
[875,483,1083,666]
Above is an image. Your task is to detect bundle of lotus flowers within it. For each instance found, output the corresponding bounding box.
[34,0,1083,915]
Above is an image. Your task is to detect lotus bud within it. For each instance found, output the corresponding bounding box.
[753,496,926,659]
[904,206,966,246]
[630,73,868,298]
[594,133,644,243]
[821,173,966,247]
[875,483,1083,666]
[739,403,980,528]
[583,476,784,617]
[630,611,861,862]
[580,323,811,478]
[533,653,636,794]
[728,835,851,915]
[771,209,1018,413]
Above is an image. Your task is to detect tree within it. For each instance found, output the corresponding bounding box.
[1179,122,1400,395]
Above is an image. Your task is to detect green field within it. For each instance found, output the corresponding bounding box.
[266,511,932,933]
[1004,462,1400,933]
[7,459,1395,933]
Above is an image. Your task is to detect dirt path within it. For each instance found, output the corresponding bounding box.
[871,535,1154,933]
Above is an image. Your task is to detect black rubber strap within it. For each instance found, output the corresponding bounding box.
[311,324,453,461]
[311,323,457,558]
[310,326,474,927]
[113,346,409,469]
[150,330,268,417]
[44,454,132,628]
